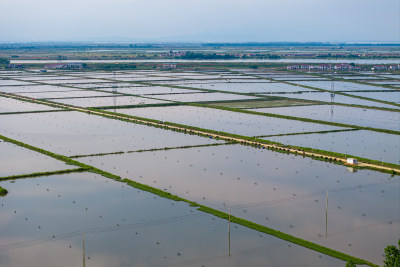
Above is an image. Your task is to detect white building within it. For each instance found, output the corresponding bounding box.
[347,158,358,165]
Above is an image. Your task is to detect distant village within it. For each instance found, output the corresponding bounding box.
[286,63,400,71]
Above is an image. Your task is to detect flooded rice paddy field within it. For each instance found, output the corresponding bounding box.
[0,68,399,266]
[149,92,257,102]
[266,130,400,164]
[0,172,343,267]
[16,90,114,99]
[0,141,76,177]
[0,97,58,113]
[251,105,400,131]
[163,81,316,94]
[345,91,400,104]
[100,85,203,95]
[0,84,80,94]
[291,80,394,92]
[49,95,167,107]
[117,105,346,136]
[79,144,399,263]
[0,111,222,157]
[263,92,400,109]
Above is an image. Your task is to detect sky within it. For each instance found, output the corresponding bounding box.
[0,0,399,43]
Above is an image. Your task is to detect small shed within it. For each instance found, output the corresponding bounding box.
[347,158,358,165]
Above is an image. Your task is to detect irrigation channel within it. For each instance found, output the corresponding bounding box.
[0,91,398,175]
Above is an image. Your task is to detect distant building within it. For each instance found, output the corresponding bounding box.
[162,63,177,69]
[347,158,358,165]
[6,64,25,69]
[44,63,83,69]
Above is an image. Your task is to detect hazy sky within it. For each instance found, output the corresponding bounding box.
[0,0,398,43]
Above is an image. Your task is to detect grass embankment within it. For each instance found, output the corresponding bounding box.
[70,142,229,159]
[0,134,379,265]
[0,186,8,196]
[0,168,87,181]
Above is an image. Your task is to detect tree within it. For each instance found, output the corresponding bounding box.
[345,261,356,267]
[384,239,400,267]
[0,58,10,64]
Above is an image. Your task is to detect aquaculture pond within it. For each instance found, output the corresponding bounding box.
[251,105,400,131]
[169,81,317,94]
[263,92,400,109]
[100,85,202,95]
[16,90,114,99]
[0,172,343,267]
[117,105,347,137]
[345,91,400,104]
[0,141,76,177]
[49,95,168,108]
[265,130,400,164]
[0,111,222,157]
[0,84,79,94]
[0,80,35,86]
[291,80,392,92]
[0,97,58,113]
[151,92,257,103]
[79,144,399,264]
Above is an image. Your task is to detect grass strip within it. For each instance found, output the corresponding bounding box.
[0,168,87,181]
[70,142,229,159]
[255,128,360,138]
[0,186,8,196]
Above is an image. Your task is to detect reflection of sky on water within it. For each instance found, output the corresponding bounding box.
[266,130,400,164]
[0,173,342,267]
[252,105,400,131]
[264,92,399,109]
[0,97,57,113]
[0,112,221,157]
[79,144,399,264]
[0,141,74,177]
[118,105,345,137]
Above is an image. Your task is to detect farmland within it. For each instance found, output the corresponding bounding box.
[0,56,399,266]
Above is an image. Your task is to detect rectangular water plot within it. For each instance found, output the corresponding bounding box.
[0,140,77,177]
[0,111,222,157]
[0,172,343,267]
[151,92,258,103]
[0,79,36,87]
[101,85,202,95]
[263,92,400,109]
[0,97,58,113]
[250,105,400,132]
[345,91,400,105]
[292,80,392,92]
[79,144,400,264]
[50,95,168,107]
[17,90,114,99]
[264,130,400,164]
[171,81,316,94]
[117,105,347,136]
[0,84,79,94]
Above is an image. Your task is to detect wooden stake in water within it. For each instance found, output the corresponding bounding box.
[83,232,85,267]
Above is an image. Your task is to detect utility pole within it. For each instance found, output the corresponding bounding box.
[228,208,231,257]
[83,232,85,267]
[325,191,328,237]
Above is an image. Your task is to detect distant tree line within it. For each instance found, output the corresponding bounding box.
[179,52,238,59]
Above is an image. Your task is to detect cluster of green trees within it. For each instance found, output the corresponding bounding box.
[0,58,10,64]
[179,52,237,59]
